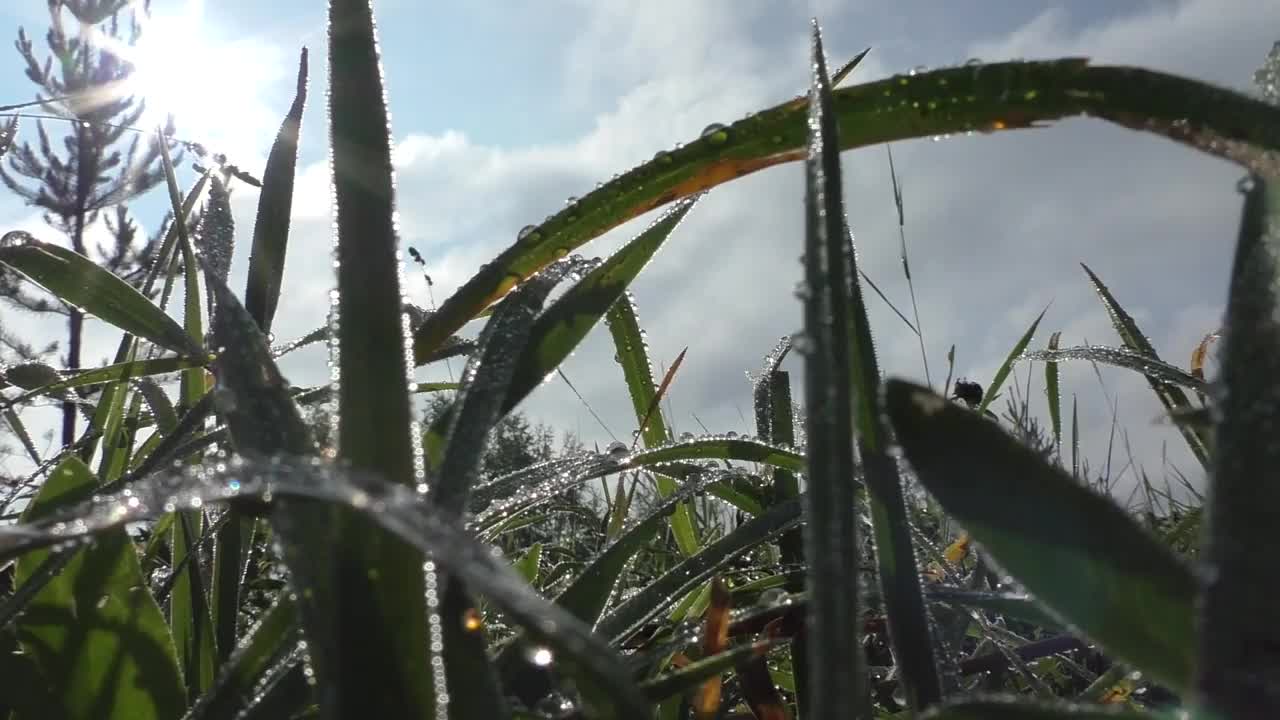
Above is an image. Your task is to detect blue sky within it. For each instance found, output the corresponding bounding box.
[1,0,1277,499]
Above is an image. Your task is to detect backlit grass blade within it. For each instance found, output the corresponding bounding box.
[606,293,700,556]
[1022,345,1206,393]
[978,306,1047,414]
[14,456,185,720]
[595,496,803,645]
[245,48,308,333]
[1081,263,1210,467]
[160,130,219,703]
[412,60,1280,362]
[0,232,200,356]
[831,47,872,87]
[427,265,581,720]
[1045,331,1062,453]
[187,596,300,720]
[326,0,433,716]
[2,355,207,407]
[204,271,312,681]
[635,345,687,451]
[885,379,1198,694]
[1196,175,1280,719]
[799,25,867,719]
[503,197,698,415]
[833,146,943,714]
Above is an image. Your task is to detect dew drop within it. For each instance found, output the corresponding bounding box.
[516,225,539,242]
[606,441,628,460]
[1238,175,1258,194]
[1,230,34,248]
[529,646,554,666]
[701,123,729,143]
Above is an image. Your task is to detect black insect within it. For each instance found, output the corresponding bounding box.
[952,378,984,408]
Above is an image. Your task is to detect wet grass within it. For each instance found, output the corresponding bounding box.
[0,6,1279,720]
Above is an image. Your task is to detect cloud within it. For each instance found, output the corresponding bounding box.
[257,0,1270,497]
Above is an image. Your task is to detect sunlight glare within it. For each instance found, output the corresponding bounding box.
[116,0,266,148]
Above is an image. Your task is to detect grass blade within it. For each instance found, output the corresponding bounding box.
[1196,175,1280,719]
[606,294,700,556]
[186,596,300,720]
[0,458,652,720]
[595,496,803,645]
[799,24,866,718]
[977,306,1047,415]
[412,60,1280,362]
[14,456,185,720]
[159,130,220,703]
[426,264,583,720]
[245,48,308,333]
[885,379,1198,694]
[1081,263,1210,467]
[920,698,1159,719]
[502,197,698,413]
[1022,345,1206,393]
[0,232,200,356]
[1045,331,1062,453]
[326,0,432,716]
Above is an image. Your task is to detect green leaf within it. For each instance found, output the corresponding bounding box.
[326,1,433,716]
[884,379,1198,694]
[978,306,1047,415]
[245,48,308,333]
[798,26,867,719]
[14,456,185,720]
[0,233,200,356]
[514,543,542,585]
[412,59,1280,363]
[606,293,700,556]
[1197,175,1280,717]
[1081,263,1211,467]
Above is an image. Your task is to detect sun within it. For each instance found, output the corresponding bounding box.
[104,0,269,152]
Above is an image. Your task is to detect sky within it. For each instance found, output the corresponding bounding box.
[0,0,1277,501]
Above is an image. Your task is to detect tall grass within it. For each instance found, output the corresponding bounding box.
[1,4,1279,719]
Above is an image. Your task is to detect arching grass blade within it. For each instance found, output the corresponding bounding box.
[412,61,1280,362]
[0,232,200,356]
